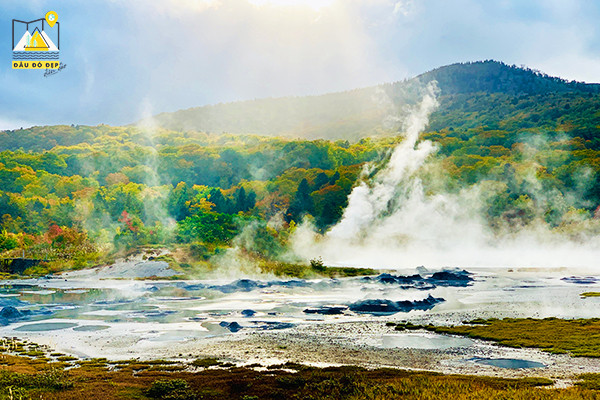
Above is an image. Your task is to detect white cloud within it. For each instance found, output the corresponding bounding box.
[3,0,600,125]
[0,116,34,130]
[110,0,222,16]
[393,0,413,16]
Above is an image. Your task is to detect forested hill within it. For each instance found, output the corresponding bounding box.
[415,60,600,96]
[145,60,600,140]
[3,61,600,275]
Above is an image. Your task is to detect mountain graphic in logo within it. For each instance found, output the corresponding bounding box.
[12,13,60,66]
[13,27,59,52]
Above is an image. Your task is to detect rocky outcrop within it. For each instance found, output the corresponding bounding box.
[348,294,444,315]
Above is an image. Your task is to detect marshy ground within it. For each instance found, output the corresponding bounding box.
[0,334,600,399]
[0,266,600,398]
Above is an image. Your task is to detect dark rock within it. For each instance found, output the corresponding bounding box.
[0,306,22,319]
[427,269,473,287]
[348,295,444,315]
[348,299,401,313]
[241,309,256,317]
[365,269,474,289]
[303,305,348,315]
[232,279,262,291]
[210,278,315,294]
[363,273,433,290]
[211,279,267,293]
[253,321,295,330]
[219,321,243,332]
[398,294,444,310]
[561,276,598,285]
[385,273,435,289]
[0,297,28,308]
[375,273,424,285]
[377,273,400,284]
[181,283,206,291]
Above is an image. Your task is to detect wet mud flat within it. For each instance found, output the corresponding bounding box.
[1,266,600,382]
[177,320,600,385]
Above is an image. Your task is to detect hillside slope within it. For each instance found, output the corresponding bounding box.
[145,60,600,140]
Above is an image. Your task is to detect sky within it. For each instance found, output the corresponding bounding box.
[1,0,600,129]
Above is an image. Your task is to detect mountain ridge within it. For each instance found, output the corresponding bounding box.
[143,60,600,140]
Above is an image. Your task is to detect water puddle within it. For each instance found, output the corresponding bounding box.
[15,322,78,332]
[471,357,545,369]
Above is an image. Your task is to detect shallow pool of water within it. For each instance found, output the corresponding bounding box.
[0,267,597,361]
[15,322,78,332]
[472,357,545,369]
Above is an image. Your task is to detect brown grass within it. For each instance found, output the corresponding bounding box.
[419,317,600,357]
[0,336,599,398]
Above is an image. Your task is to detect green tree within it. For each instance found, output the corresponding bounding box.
[285,178,314,223]
[0,230,17,252]
[168,182,192,221]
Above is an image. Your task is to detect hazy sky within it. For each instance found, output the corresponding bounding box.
[1,0,599,129]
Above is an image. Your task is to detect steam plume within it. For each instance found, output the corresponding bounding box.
[291,82,600,270]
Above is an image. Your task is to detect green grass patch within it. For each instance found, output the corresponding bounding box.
[258,259,377,279]
[146,379,195,400]
[415,317,600,357]
[148,364,186,372]
[320,266,378,278]
[581,292,600,298]
[0,368,73,398]
[57,356,78,362]
[7,336,600,399]
[191,357,221,368]
[24,350,45,357]
[576,373,600,390]
[394,322,422,331]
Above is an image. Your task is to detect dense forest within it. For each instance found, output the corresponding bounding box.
[0,126,397,273]
[1,60,600,275]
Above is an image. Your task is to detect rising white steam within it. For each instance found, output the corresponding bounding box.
[291,83,600,270]
[135,100,176,234]
[328,82,439,240]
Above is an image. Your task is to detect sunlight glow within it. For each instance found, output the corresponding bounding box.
[247,0,337,11]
